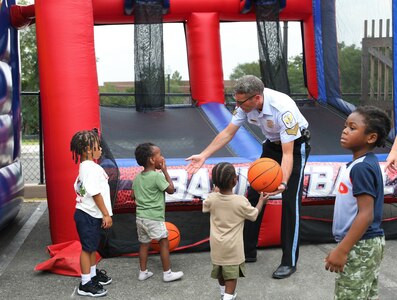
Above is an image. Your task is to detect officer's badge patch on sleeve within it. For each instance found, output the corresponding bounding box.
[282,111,296,128]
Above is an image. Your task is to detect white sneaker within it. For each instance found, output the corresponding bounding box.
[163,270,184,282]
[138,270,153,281]
[221,292,237,300]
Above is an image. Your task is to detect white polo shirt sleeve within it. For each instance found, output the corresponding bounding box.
[278,110,302,143]
[230,107,247,127]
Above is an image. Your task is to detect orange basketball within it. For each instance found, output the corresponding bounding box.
[150,222,180,252]
[247,158,283,193]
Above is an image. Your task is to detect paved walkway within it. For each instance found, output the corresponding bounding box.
[1,201,397,299]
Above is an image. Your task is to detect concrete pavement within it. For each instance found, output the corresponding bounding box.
[1,201,397,299]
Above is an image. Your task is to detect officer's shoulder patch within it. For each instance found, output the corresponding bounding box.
[282,111,296,129]
[286,123,299,135]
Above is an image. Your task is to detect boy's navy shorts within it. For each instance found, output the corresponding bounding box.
[74,209,102,252]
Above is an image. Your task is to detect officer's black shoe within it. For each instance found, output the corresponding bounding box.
[272,265,296,279]
[245,257,257,263]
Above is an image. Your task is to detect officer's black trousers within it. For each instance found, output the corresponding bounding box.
[243,138,311,267]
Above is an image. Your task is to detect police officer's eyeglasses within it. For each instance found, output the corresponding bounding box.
[234,94,256,106]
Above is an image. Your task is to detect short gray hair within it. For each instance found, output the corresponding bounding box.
[233,75,264,95]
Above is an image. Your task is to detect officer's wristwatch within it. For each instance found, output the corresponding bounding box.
[280,182,288,190]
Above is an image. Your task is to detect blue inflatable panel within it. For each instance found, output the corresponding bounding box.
[0,159,23,230]
[0,0,22,231]
[0,114,13,167]
[0,61,12,114]
[394,0,397,134]
[201,103,261,161]
[0,0,10,62]
[308,153,387,163]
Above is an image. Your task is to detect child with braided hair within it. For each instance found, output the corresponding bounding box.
[70,129,113,297]
[203,162,267,300]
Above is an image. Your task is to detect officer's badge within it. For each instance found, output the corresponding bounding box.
[266,120,274,128]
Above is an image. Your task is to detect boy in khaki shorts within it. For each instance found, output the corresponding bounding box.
[131,143,183,282]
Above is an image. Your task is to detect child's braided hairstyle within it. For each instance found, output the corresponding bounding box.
[211,162,236,190]
[70,129,100,164]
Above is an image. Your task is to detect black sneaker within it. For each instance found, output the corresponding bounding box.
[92,269,112,286]
[77,281,107,297]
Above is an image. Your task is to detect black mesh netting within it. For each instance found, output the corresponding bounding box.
[99,136,120,207]
[255,1,290,94]
[134,0,165,112]
[98,134,120,255]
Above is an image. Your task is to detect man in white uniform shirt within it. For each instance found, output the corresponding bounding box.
[186,75,311,279]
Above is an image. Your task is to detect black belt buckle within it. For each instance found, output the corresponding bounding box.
[301,128,311,143]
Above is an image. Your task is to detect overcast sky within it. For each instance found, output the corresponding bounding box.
[93,0,392,85]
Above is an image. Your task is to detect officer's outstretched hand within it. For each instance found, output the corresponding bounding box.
[185,154,206,174]
[263,183,287,198]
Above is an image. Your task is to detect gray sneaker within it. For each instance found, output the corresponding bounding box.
[221,292,237,300]
[138,270,154,281]
[163,270,184,282]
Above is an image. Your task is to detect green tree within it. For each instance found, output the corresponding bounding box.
[18,0,38,90]
[229,61,261,81]
[229,59,306,96]
[99,83,135,107]
[167,71,186,104]
[338,42,361,93]
[287,55,306,95]
[18,0,40,134]
[171,70,182,82]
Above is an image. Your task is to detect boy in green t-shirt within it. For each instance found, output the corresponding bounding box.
[131,142,183,282]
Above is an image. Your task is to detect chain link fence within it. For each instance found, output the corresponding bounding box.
[21,92,44,184]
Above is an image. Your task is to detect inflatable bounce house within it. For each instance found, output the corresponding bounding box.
[0,0,23,231]
[2,0,397,259]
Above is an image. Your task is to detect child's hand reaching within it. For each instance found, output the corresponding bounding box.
[259,192,270,204]
[255,192,268,212]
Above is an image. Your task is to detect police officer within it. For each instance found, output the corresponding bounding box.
[186,75,311,279]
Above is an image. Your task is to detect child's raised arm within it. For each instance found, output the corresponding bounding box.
[160,158,175,195]
[255,192,268,213]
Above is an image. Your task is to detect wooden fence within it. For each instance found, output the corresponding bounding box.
[361,19,393,116]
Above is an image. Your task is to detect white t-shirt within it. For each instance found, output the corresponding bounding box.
[231,88,309,143]
[74,160,113,218]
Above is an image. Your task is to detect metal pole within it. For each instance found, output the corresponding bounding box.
[283,21,288,60]
[167,73,171,103]
[38,92,44,184]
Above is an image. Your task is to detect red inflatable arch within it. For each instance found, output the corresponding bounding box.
[32,0,317,244]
